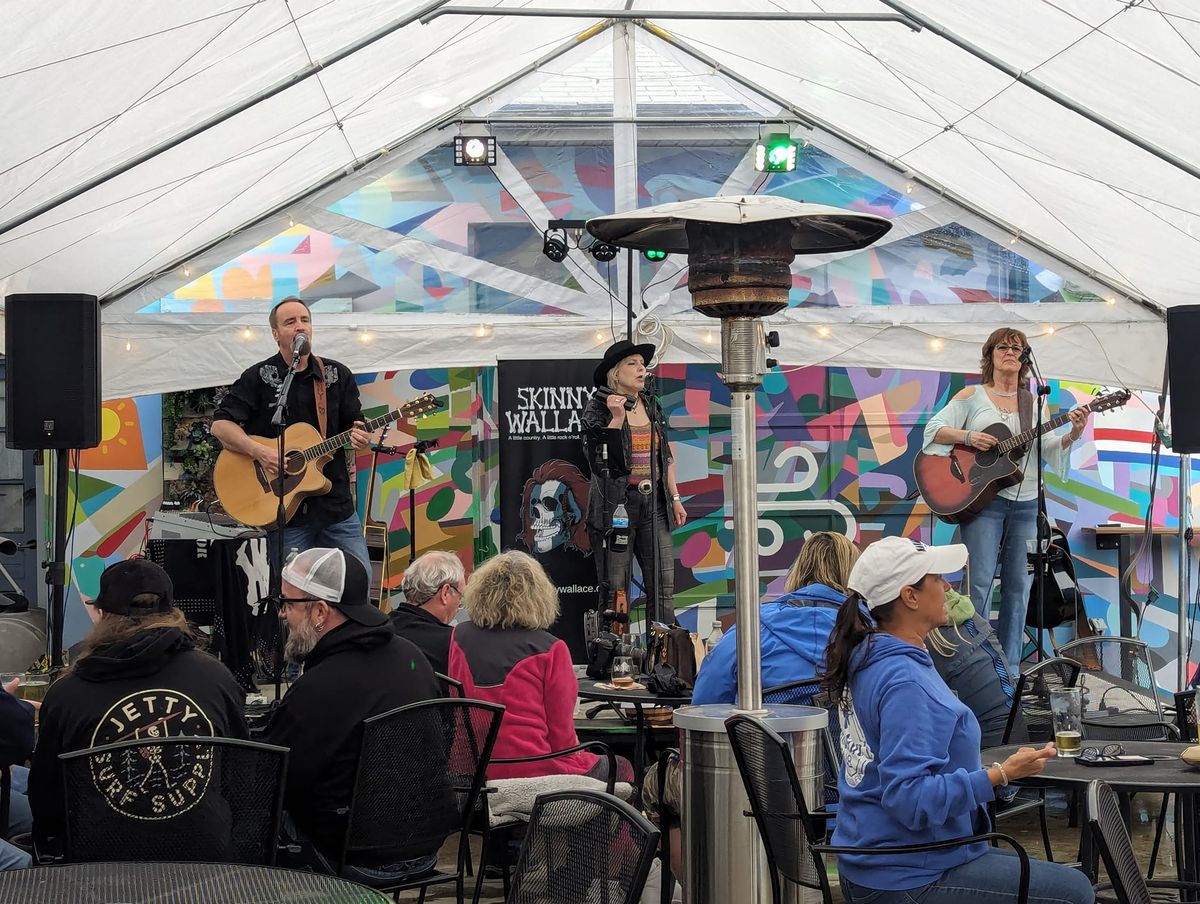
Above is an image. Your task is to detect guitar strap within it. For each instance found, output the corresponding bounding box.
[1018,388,1034,436]
[311,355,328,438]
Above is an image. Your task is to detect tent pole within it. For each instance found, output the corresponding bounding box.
[1181,454,1192,691]
[423,9,921,26]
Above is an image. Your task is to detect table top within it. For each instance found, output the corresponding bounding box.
[576,677,692,707]
[984,742,1200,793]
[0,861,391,904]
[1082,525,1178,536]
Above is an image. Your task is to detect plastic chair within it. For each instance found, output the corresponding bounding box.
[725,713,1031,904]
[59,736,288,864]
[333,698,503,904]
[506,790,659,904]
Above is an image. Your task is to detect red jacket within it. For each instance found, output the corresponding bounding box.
[448,622,597,779]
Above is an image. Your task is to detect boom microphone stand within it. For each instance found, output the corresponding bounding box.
[1023,346,1052,662]
[645,374,663,630]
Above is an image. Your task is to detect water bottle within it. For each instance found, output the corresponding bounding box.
[705,620,724,655]
[610,503,630,552]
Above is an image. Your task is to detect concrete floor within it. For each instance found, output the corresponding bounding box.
[398,791,1176,903]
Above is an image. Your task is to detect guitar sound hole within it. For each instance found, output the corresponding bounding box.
[974,448,998,467]
[284,452,306,475]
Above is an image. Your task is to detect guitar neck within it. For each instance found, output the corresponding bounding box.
[301,409,400,462]
[997,407,1078,454]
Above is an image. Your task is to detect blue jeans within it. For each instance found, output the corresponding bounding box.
[272,511,370,576]
[961,496,1038,671]
[0,766,30,870]
[839,849,1094,904]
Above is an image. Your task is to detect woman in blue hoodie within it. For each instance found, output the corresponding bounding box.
[822,536,1094,904]
[692,532,858,705]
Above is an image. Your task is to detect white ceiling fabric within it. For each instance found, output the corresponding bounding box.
[2,0,1195,398]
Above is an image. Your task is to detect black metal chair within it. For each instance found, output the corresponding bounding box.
[478,741,619,900]
[436,671,465,698]
[332,698,503,904]
[1173,689,1197,743]
[1086,779,1200,904]
[1060,636,1163,722]
[991,658,1082,863]
[506,790,659,904]
[725,713,1032,904]
[59,736,288,864]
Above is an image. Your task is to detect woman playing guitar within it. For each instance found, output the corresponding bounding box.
[921,328,1089,673]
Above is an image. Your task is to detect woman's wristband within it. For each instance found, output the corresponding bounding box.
[990,761,1009,787]
[964,430,973,446]
[670,493,681,502]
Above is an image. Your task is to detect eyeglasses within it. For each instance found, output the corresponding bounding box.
[1077,744,1124,762]
[995,343,1025,354]
[444,583,463,598]
[275,595,321,609]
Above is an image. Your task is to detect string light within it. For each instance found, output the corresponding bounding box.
[1106,296,1117,306]
[241,327,253,340]
[1008,234,1018,246]
[817,326,831,338]
[476,323,490,338]
[1045,325,1056,335]
[288,215,295,228]
[358,330,373,344]
[124,340,132,352]
[703,331,715,344]
[930,338,943,351]
[904,182,913,194]
[595,331,605,343]
[182,266,191,277]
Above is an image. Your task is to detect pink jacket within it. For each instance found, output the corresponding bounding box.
[448,622,598,779]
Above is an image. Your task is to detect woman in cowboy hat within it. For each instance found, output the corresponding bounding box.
[579,339,686,626]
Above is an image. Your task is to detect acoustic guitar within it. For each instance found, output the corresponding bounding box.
[913,389,1130,524]
[213,393,443,528]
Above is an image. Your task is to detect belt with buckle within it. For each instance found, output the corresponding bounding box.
[635,479,653,496]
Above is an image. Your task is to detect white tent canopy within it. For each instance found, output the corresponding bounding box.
[3,0,1195,397]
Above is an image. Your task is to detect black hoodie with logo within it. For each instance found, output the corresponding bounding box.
[29,627,248,848]
[262,619,442,857]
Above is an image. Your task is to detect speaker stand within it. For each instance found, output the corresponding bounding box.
[1180,453,1193,691]
[48,449,69,671]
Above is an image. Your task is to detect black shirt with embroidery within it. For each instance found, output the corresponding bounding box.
[213,351,363,529]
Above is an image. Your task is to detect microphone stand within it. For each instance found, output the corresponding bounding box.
[1023,347,1052,664]
[267,339,305,699]
[645,374,663,631]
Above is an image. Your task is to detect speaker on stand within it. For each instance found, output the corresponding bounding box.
[1168,305,1200,691]
[4,293,102,671]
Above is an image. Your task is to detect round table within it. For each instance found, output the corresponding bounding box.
[577,678,691,781]
[0,862,391,903]
[984,741,1200,884]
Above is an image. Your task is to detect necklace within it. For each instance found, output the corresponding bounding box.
[989,387,1018,398]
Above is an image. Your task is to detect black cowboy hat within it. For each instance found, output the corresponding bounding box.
[593,339,657,389]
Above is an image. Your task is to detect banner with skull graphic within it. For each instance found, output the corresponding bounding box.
[498,359,597,661]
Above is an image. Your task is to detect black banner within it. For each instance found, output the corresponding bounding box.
[498,359,597,661]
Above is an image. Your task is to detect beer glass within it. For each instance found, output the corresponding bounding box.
[1049,687,1083,757]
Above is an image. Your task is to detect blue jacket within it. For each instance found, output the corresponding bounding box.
[832,632,996,891]
[691,583,845,705]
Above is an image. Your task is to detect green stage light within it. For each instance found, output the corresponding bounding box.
[754,133,798,173]
[642,249,668,262]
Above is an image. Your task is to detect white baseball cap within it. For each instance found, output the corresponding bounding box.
[848,536,968,610]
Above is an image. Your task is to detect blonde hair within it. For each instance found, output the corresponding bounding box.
[463,550,560,630]
[784,532,860,593]
[606,354,644,392]
[71,606,200,673]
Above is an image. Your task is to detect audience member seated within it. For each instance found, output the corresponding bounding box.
[822,536,1093,904]
[29,559,248,853]
[925,587,1017,748]
[0,676,35,870]
[693,531,858,704]
[449,550,634,783]
[389,550,463,674]
[262,547,442,883]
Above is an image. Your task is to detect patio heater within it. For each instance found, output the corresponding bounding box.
[587,196,890,708]
[588,197,890,904]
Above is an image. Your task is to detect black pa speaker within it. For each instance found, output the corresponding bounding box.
[1168,305,1200,454]
[5,293,101,450]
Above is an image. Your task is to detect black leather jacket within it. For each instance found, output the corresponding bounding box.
[579,391,672,531]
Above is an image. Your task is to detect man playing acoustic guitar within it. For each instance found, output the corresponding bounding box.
[921,328,1089,673]
[212,297,372,572]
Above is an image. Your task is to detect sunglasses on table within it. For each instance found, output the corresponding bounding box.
[1076,744,1175,763]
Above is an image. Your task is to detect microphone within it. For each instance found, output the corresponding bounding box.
[643,373,657,395]
[597,385,636,412]
[292,332,309,357]
[1019,345,1032,365]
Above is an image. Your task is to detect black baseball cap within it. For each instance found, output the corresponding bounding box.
[94,559,175,616]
